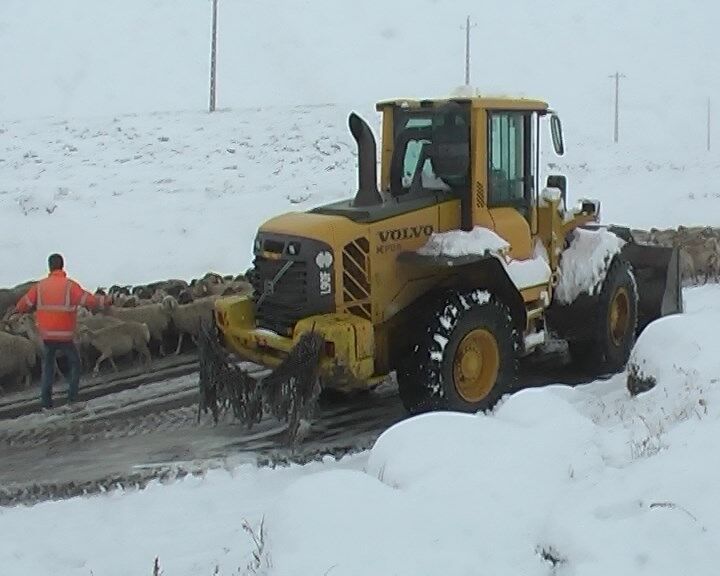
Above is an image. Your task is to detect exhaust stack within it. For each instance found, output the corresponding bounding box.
[348,112,382,207]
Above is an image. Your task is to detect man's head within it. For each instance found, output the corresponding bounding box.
[48,253,64,272]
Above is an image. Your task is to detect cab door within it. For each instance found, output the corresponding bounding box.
[485,111,538,260]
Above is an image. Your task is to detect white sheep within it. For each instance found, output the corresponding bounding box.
[0,331,37,389]
[150,288,168,303]
[701,237,720,283]
[678,236,720,285]
[106,298,174,355]
[10,313,53,360]
[78,314,123,332]
[77,321,152,375]
[679,248,698,286]
[166,295,219,355]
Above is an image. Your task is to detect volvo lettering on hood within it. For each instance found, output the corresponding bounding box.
[378,225,434,243]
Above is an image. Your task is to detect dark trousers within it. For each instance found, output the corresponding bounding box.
[41,341,81,408]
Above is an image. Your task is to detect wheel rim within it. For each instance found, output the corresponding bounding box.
[608,286,630,346]
[452,329,500,403]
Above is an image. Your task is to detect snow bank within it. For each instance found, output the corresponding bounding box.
[265,379,720,575]
[262,290,720,576]
[626,300,719,425]
[627,313,717,391]
[0,454,368,576]
[554,227,625,304]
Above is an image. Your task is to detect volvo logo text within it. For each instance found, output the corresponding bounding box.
[378,225,434,243]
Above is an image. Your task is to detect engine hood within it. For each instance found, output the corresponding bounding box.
[258,211,353,245]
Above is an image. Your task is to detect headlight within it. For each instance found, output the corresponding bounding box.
[254,237,262,251]
[287,241,301,256]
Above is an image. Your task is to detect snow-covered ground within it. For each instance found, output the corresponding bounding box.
[1,285,718,576]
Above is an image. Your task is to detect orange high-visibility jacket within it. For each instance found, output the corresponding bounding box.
[15,270,108,342]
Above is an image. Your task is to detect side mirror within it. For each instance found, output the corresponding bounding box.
[550,114,565,156]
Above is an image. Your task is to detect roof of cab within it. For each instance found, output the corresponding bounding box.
[375,96,549,112]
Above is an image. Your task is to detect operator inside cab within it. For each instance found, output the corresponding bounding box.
[389,102,470,200]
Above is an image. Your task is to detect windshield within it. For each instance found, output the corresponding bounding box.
[391,104,470,196]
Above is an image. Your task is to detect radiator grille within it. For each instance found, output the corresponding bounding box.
[252,256,308,336]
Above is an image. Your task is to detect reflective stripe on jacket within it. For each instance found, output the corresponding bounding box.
[15,270,106,341]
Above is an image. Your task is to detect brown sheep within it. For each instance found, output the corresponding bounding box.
[648,228,676,247]
[0,331,37,390]
[146,279,189,297]
[0,280,37,317]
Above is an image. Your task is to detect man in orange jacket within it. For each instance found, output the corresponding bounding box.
[15,253,111,409]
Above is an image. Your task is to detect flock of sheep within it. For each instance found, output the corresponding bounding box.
[632,225,720,285]
[1,224,718,396]
[0,273,251,393]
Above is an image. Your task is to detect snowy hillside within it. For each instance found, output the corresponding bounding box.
[2,0,720,287]
[2,105,720,289]
[0,105,373,287]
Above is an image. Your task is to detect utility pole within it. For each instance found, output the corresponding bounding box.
[608,71,626,143]
[465,16,471,85]
[464,16,476,86]
[209,0,219,112]
[707,98,712,151]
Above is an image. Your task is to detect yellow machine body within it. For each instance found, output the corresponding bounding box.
[215,95,679,392]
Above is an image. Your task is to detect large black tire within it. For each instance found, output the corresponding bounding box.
[397,289,519,415]
[568,256,638,374]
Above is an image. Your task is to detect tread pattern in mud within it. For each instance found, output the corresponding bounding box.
[0,436,381,507]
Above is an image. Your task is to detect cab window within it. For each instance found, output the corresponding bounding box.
[488,112,532,209]
[401,138,450,190]
[391,105,470,197]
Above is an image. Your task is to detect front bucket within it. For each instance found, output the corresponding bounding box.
[621,242,683,332]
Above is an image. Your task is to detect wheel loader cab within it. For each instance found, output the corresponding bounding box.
[371,98,558,263]
[387,103,471,202]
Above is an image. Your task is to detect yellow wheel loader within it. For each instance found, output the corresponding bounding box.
[198,94,682,442]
